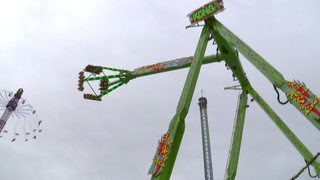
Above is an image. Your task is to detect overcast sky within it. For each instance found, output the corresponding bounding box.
[1,0,320,179]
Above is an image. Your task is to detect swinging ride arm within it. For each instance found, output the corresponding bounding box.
[77,54,223,101]
[77,1,320,178]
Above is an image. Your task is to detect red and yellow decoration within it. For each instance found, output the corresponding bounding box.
[299,96,320,116]
[147,63,165,71]
[286,81,309,104]
[148,130,173,176]
[286,81,320,119]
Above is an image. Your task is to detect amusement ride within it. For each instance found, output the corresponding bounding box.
[77,1,320,179]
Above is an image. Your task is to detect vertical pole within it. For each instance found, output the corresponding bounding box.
[225,91,247,180]
[198,96,214,180]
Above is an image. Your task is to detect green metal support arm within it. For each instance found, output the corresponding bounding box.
[247,86,320,175]
[211,18,320,177]
[212,18,320,131]
[149,18,212,180]
[225,91,248,180]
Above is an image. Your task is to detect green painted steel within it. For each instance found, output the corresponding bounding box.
[212,19,320,132]
[78,5,320,178]
[209,18,320,177]
[225,91,247,180]
[176,20,212,118]
[101,66,128,72]
[280,81,320,131]
[131,54,223,79]
[210,21,250,89]
[211,18,320,176]
[212,19,286,87]
[79,54,222,100]
[151,18,212,180]
[247,86,320,175]
[85,74,124,81]
[99,82,125,97]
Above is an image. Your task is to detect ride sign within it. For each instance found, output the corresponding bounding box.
[187,0,224,24]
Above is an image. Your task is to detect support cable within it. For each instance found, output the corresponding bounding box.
[273,85,289,105]
[291,152,320,180]
[307,159,319,178]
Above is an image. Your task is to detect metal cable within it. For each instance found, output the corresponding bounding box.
[273,85,289,105]
[291,152,320,180]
